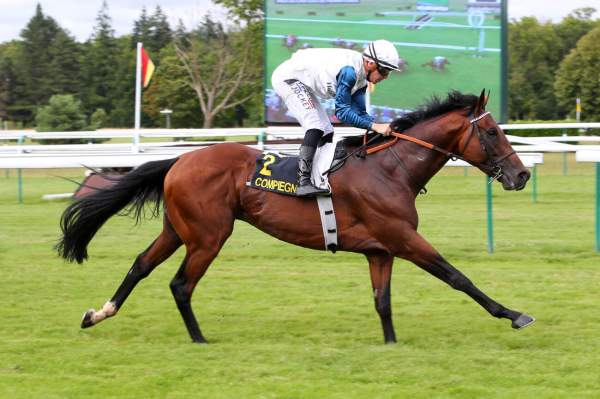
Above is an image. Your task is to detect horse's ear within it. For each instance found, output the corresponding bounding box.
[475,89,486,113]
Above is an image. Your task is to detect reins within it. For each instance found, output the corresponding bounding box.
[361,111,515,187]
[363,128,466,162]
[323,111,516,191]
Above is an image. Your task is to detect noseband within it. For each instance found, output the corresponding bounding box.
[458,111,516,182]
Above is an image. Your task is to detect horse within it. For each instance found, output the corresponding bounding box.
[57,90,535,344]
[422,56,450,71]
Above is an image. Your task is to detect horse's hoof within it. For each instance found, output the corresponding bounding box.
[81,309,96,329]
[512,313,535,330]
[191,334,208,344]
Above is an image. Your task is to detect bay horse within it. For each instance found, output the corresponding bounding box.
[57,90,535,344]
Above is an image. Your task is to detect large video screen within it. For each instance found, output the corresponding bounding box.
[265,0,506,125]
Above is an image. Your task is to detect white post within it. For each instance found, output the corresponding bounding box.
[133,42,142,153]
[478,28,485,56]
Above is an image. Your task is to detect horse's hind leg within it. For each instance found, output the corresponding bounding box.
[81,216,182,328]
[366,252,396,343]
[398,231,535,330]
[169,219,235,343]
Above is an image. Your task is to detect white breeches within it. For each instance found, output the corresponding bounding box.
[272,62,334,134]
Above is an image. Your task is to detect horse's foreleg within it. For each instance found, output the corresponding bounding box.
[398,231,535,329]
[81,218,182,329]
[366,252,396,343]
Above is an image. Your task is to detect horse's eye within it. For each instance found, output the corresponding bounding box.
[487,128,497,136]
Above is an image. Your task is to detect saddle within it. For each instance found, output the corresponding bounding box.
[248,133,392,197]
[247,146,343,197]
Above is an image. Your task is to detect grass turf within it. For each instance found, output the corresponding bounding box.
[0,153,599,398]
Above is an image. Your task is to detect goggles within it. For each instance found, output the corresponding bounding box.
[377,64,392,77]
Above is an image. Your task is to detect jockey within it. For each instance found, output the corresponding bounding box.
[271,39,401,197]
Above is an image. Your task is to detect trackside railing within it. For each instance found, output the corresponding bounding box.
[2,124,600,252]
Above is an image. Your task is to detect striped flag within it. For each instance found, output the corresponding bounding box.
[141,47,155,88]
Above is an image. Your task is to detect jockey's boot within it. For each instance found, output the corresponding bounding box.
[296,145,330,197]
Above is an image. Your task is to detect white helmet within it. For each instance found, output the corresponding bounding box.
[363,40,401,71]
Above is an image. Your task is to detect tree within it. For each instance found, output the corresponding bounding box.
[80,1,120,121]
[0,41,30,125]
[132,6,172,55]
[213,0,264,24]
[132,7,151,49]
[106,37,136,127]
[174,17,262,128]
[6,5,83,125]
[555,26,600,121]
[554,8,597,60]
[47,29,82,96]
[173,19,188,43]
[144,45,202,128]
[90,108,107,129]
[508,17,563,120]
[35,94,110,143]
[212,0,265,125]
[572,7,597,20]
[148,6,172,53]
[17,4,61,121]
[0,45,17,123]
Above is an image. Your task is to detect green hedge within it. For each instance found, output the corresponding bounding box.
[507,120,600,137]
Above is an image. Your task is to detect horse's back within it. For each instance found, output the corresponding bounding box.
[164,143,258,208]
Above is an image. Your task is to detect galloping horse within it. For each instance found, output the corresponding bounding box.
[57,90,535,344]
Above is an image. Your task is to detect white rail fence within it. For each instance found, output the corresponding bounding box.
[1,124,599,252]
[1,124,599,169]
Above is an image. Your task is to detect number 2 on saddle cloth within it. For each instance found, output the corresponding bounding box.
[249,153,301,196]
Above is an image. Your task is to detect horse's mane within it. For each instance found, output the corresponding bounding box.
[342,91,478,147]
[390,90,478,132]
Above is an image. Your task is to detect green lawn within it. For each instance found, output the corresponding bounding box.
[0,153,599,398]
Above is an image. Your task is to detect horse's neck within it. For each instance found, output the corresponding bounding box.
[388,115,465,192]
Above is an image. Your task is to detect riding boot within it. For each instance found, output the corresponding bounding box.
[296,145,330,197]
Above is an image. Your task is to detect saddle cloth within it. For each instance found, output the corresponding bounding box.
[249,134,343,196]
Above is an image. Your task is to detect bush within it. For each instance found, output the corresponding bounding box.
[35,95,107,144]
[89,108,107,130]
[507,119,600,137]
[36,94,87,132]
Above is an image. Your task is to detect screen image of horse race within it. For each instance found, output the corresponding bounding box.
[265,0,504,123]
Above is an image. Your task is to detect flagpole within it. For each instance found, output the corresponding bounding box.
[133,42,142,153]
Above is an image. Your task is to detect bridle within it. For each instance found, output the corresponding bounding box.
[379,111,516,183]
[456,111,516,182]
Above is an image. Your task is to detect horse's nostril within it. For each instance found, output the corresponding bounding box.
[514,170,530,190]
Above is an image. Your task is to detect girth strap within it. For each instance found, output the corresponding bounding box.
[316,196,338,252]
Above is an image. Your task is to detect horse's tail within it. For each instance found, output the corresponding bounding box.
[56,157,179,264]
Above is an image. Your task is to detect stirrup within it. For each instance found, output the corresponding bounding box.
[296,183,330,197]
